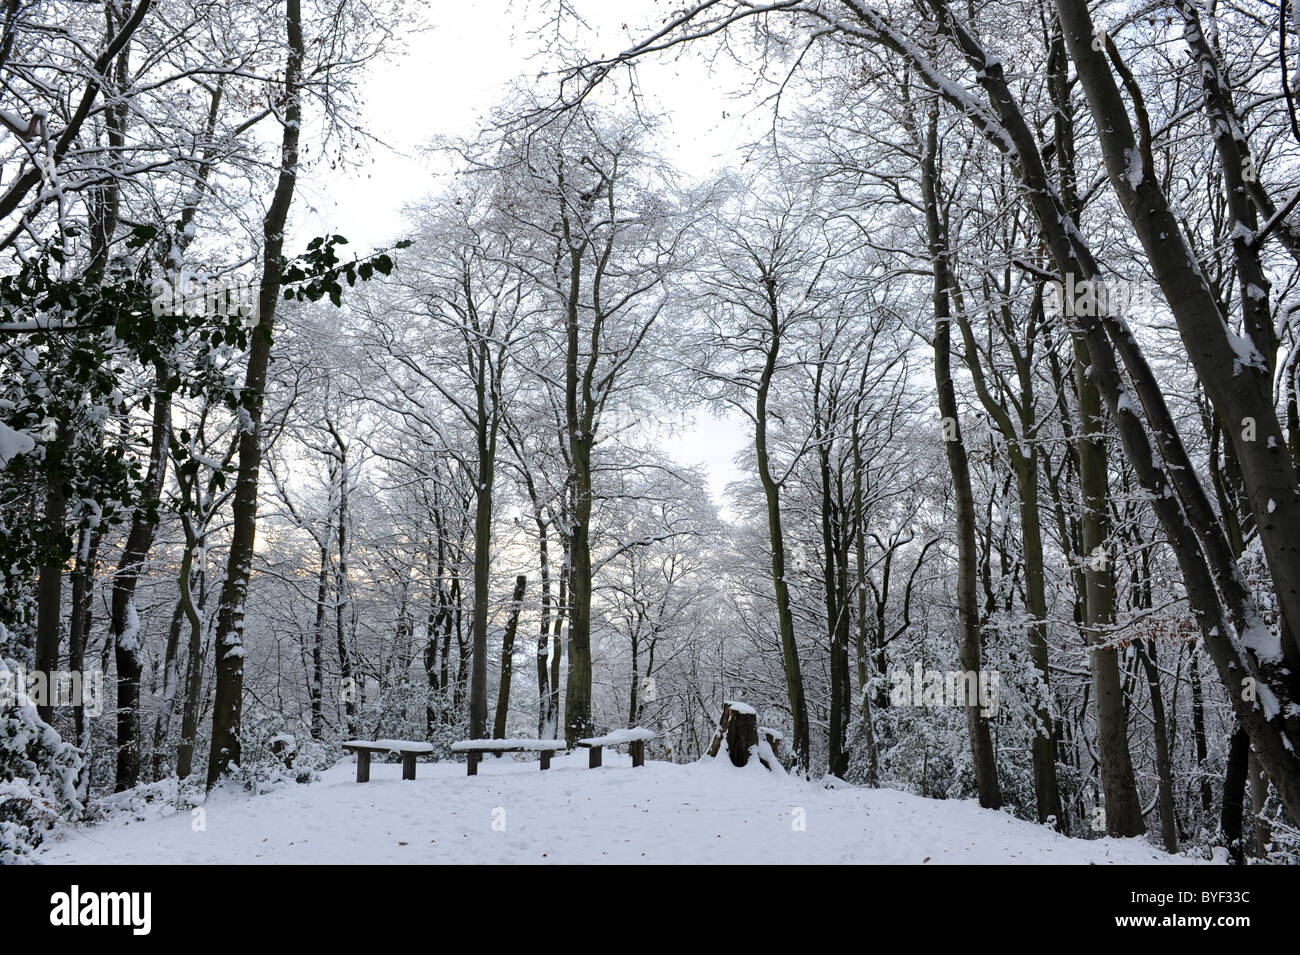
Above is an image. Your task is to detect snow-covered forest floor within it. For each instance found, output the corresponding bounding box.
[38,755,1191,865]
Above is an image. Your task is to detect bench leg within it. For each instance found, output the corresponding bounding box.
[467,752,478,776]
[588,746,602,769]
[631,740,645,768]
[402,752,417,780]
[540,750,552,771]
[356,750,371,783]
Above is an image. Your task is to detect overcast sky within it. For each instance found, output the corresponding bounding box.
[292,1,773,513]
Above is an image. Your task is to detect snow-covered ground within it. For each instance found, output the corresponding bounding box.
[38,753,1193,865]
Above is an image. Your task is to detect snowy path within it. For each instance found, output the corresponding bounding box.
[39,753,1191,865]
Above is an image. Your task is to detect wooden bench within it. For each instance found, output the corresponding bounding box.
[576,727,656,768]
[450,738,567,776]
[342,739,435,782]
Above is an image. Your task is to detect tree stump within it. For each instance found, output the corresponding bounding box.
[708,701,761,767]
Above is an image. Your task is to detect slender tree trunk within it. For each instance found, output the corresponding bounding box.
[493,574,526,738]
[535,526,552,736]
[111,363,170,791]
[68,525,99,798]
[921,110,1001,809]
[1189,645,1212,817]
[35,462,66,725]
[754,294,810,775]
[851,428,879,786]
[309,542,328,739]
[1137,639,1178,851]
[548,541,567,737]
[175,500,206,780]
[150,597,186,779]
[333,443,355,738]
[817,382,849,777]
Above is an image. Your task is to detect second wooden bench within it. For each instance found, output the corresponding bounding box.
[576,727,656,768]
[450,738,568,776]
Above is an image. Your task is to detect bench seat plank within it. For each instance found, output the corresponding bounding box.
[450,738,566,752]
[342,739,434,753]
[576,727,656,747]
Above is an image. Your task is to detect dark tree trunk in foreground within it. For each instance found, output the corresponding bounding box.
[206,0,302,789]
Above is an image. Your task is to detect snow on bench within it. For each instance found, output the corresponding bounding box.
[577,728,656,747]
[576,727,656,768]
[451,738,568,775]
[341,739,435,782]
[450,738,566,752]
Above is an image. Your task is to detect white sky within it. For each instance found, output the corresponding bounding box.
[291,1,767,512]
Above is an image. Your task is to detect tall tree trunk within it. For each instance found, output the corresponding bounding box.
[332,438,355,738]
[817,375,849,777]
[1075,337,1144,837]
[921,109,1001,809]
[469,423,495,739]
[754,290,810,775]
[205,0,302,788]
[563,251,595,746]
